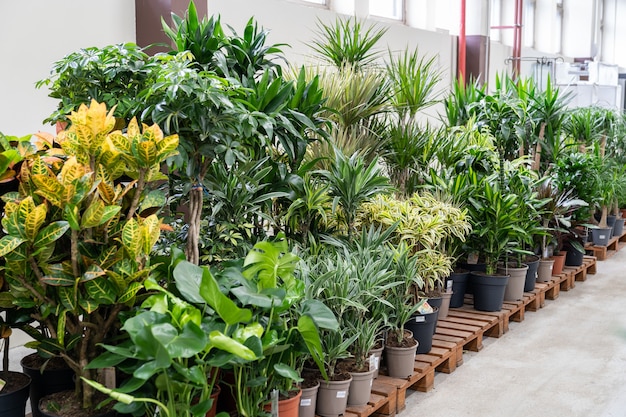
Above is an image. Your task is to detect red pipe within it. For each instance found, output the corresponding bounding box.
[459,0,466,84]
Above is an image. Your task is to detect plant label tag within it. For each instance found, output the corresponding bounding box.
[446,279,453,292]
[415,316,425,323]
[369,354,378,370]
[301,399,312,407]
[600,234,606,239]
[337,391,347,398]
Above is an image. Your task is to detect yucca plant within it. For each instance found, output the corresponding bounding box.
[0,101,178,412]
[310,16,386,70]
[321,149,392,238]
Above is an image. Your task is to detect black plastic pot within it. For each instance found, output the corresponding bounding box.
[404,308,439,354]
[427,297,442,333]
[457,262,486,295]
[470,271,509,312]
[449,269,470,308]
[0,371,31,417]
[524,256,540,292]
[21,354,75,417]
[565,247,585,266]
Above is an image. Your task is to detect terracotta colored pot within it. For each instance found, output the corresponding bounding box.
[264,389,301,417]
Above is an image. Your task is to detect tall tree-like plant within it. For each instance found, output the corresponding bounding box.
[151,4,327,264]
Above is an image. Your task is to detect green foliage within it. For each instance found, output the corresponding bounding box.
[386,47,441,120]
[321,149,392,237]
[36,43,154,125]
[311,17,387,70]
[0,101,176,410]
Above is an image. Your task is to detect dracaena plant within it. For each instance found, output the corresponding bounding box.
[0,100,178,411]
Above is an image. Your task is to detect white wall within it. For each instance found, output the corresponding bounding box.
[0,1,136,137]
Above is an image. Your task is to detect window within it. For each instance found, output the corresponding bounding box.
[555,2,563,53]
[301,0,326,4]
[490,0,502,42]
[523,0,535,48]
[369,0,403,20]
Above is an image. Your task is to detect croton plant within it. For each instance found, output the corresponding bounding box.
[0,100,178,411]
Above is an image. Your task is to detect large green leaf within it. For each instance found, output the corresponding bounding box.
[208,330,257,361]
[273,363,303,383]
[175,261,252,325]
[151,321,206,358]
[297,314,327,380]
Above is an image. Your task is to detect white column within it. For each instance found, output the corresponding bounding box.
[534,0,558,53]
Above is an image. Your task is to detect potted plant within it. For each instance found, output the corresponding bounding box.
[536,178,588,275]
[300,246,360,417]
[0,101,178,416]
[465,172,522,311]
[323,228,398,406]
[224,237,337,417]
[383,244,424,378]
[83,248,257,417]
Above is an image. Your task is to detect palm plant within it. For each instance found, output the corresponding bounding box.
[528,75,571,172]
[321,149,393,238]
[385,47,441,121]
[310,17,387,70]
[466,171,525,274]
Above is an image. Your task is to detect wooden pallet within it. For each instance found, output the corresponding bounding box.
[534,275,560,300]
[525,287,545,311]
[555,268,575,292]
[562,256,596,283]
[586,235,619,260]
[373,375,414,414]
[583,255,597,275]
[346,380,398,417]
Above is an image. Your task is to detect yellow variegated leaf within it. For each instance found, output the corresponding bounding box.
[157,133,179,159]
[118,281,143,305]
[144,165,168,183]
[81,199,105,228]
[57,311,66,346]
[122,218,141,258]
[107,271,125,293]
[2,206,22,238]
[58,286,78,312]
[98,180,116,205]
[32,175,63,207]
[60,158,88,184]
[17,196,36,226]
[142,123,163,142]
[61,183,75,205]
[25,204,47,240]
[73,124,94,155]
[30,158,50,176]
[108,132,132,155]
[136,141,157,168]
[126,118,140,140]
[142,215,162,253]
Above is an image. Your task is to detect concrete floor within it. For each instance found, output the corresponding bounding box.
[5,247,626,417]
[404,248,626,417]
